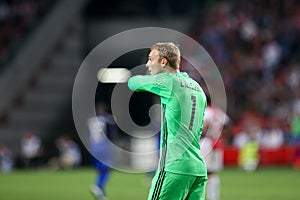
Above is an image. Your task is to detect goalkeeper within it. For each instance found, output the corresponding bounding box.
[128,42,207,200]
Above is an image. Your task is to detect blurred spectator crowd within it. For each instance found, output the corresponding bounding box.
[186,0,300,148]
[0,0,56,70]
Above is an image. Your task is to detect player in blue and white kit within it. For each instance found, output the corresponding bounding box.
[87,102,117,200]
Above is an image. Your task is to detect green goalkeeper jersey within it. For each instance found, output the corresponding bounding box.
[128,72,207,176]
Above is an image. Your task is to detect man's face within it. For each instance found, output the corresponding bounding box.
[146,49,164,75]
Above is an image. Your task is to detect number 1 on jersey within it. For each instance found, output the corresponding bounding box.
[189,95,196,130]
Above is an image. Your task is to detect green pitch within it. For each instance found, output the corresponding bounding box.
[0,168,149,200]
[0,167,299,200]
[219,167,300,200]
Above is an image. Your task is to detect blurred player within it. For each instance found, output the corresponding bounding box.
[87,102,117,200]
[20,132,44,168]
[128,42,207,200]
[55,134,82,169]
[200,96,230,200]
[0,144,13,173]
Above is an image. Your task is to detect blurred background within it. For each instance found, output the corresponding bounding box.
[0,0,300,199]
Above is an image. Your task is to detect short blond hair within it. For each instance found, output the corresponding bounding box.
[151,42,181,69]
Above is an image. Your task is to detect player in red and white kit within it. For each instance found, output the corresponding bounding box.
[200,96,230,200]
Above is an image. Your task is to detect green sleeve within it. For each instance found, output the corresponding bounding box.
[128,75,156,92]
[127,74,171,102]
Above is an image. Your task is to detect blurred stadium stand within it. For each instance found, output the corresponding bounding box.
[0,0,58,70]
[0,0,201,167]
[0,0,299,168]
[0,0,86,154]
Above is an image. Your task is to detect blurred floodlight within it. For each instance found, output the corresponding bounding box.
[97,68,131,83]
